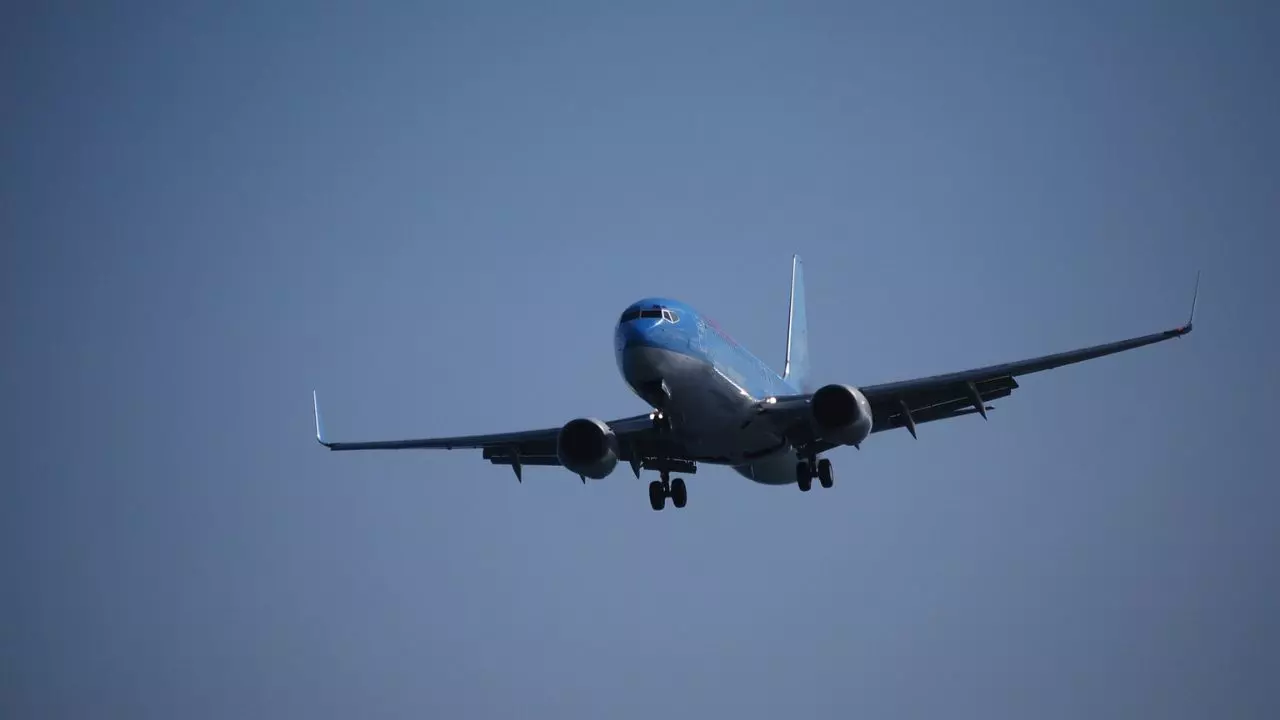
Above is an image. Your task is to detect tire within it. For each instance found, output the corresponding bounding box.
[817,458,834,489]
[796,461,812,492]
[649,480,665,511]
[671,477,687,508]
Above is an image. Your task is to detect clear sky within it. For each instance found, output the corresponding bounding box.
[4,2,1278,718]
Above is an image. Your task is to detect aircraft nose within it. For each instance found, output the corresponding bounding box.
[618,318,662,349]
[619,320,648,349]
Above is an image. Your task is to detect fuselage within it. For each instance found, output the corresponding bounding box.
[614,297,802,484]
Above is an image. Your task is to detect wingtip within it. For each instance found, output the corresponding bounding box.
[1188,270,1200,326]
[312,390,330,447]
[1178,270,1200,335]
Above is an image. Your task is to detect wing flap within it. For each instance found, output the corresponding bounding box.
[487,455,564,467]
[872,384,1014,434]
[870,376,1018,422]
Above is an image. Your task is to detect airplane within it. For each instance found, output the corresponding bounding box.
[313,256,1199,511]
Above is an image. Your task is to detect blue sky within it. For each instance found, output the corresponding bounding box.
[4,2,1278,718]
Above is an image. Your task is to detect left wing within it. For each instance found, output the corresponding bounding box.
[859,318,1193,438]
[756,274,1199,446]
[311,392,662,478]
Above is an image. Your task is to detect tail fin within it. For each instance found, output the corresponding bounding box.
[783,254,811,392]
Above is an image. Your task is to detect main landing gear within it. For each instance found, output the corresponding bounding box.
[642,409,689,510]
[795,457,834,492]
[649,471,687,511]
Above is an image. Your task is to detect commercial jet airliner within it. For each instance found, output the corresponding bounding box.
[313,256,1198,511]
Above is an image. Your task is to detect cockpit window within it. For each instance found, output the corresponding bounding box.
[622,307,678,323]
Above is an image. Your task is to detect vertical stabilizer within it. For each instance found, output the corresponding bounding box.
[783,254,811,392]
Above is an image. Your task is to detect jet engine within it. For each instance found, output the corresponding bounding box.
[556,417,620,479]
[810,383,873,447]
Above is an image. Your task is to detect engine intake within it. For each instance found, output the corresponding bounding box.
[556,417,620,479]
[810,383,873,447]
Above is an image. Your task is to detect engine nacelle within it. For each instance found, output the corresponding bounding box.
[556,417,620,479]
[810,383,873,447]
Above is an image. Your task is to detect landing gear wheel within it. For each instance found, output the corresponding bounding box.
[795,461,812,492]
[670,477,687,508]
[817,458,834,489]
[648,480,665,511]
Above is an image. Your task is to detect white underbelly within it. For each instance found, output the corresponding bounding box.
[735,448,802,485]
[622,345,793,470]
[664,360,784,463]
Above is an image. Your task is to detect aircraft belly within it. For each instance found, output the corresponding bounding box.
[734,449,801,485]
[621,346,787,465]
[664,359,753,457]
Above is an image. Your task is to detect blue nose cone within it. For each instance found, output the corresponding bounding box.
[614,298,687,359]
[619,319,655,349]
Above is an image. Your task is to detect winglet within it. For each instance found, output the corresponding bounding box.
[1179,271,1200,335]
[312,390,332,447]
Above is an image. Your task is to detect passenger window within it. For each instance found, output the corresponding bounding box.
[621,310,640,322]
[640,309,662,319]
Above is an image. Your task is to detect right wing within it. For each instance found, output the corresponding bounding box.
[312,392,665,478]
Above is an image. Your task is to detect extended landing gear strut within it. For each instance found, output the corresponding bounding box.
[795,456,834,492]
[649,470,688,511]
